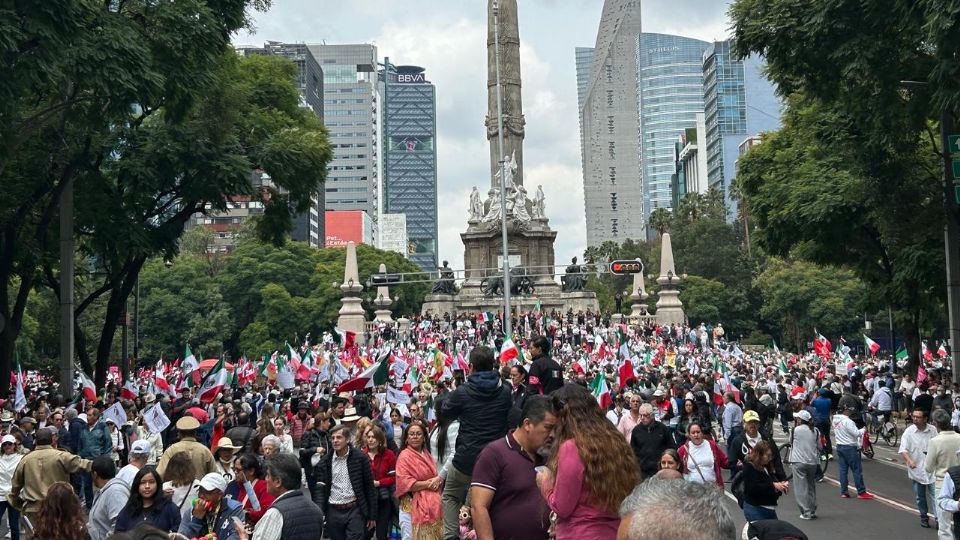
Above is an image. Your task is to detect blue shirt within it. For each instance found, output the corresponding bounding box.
[812,397,832,422]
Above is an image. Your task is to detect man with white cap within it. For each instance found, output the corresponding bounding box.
[789,410,822,519]
[157,416,216,481]
[0,434,23,540]
[116,439,152,487]
[177,472,243,540]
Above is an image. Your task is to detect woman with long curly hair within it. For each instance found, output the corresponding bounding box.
[537,384,640,539]
[29,481,87,540]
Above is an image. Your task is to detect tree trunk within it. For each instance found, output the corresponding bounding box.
[902,311,921,379]
[93,258,144,388]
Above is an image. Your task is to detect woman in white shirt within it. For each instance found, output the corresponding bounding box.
[0,435,23,540]
[677,422,729,488]
[272,417,294,454]
[135,421,164,465]
[161,451,200,514]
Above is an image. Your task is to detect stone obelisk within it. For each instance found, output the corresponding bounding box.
[655,233,685,325]
[486,0,525,189]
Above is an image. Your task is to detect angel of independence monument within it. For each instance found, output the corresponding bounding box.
[422,0,597,317]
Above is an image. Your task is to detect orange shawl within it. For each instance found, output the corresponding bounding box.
[395,447,442,526]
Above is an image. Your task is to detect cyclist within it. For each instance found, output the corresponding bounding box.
[868,383,894,436]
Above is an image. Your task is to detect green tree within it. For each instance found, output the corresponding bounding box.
[679,276,754,337]
[648,208,672,237]
[755,258,867,352]
[730,0,954,374]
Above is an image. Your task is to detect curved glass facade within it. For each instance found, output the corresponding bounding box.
[638,33,709,226]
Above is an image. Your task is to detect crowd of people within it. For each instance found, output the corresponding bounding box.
[1,310,958,540]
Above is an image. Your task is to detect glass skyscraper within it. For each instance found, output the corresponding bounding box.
[638,33,709,226]
[379,64,438,272]
[703,40,781,220]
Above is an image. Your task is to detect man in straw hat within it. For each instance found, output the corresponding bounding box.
[156,415,216,481]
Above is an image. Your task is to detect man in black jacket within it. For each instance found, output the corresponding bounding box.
[528,336,563,395]
[728,410,785,478]
[439,345,513,540]
[631,403,676,479]
[312,424,376,540]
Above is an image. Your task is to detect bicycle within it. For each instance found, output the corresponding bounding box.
[860,429,875,459]
[868,411,899,446]
[779,430,831,478]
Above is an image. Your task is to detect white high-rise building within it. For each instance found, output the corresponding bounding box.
[308,44,381,244]
[578,0,643,247]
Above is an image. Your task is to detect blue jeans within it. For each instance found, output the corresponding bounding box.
[76,470,94,509]
[836,444,866,495]
[743,502,778,522]
[913,480,935,519]
[0,500,20,540]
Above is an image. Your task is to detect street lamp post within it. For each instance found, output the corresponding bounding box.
[492,0,512,339]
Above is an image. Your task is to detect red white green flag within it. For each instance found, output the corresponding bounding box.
[589,372,611,410]
[197,357,229,403]
[863,334,881,356]
[79,370,97,402]
[499,338,520,365]
[337,356,390,393]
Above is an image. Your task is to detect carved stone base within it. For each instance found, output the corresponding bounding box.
[655,290,685,326]
[338,297,367,339]
[560,291,600,313]
[421,294,458,317]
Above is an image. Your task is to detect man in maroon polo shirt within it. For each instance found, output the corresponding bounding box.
[470,395,557,540]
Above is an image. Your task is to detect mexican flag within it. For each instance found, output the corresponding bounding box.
[121,379,138,401]
[895,346,908,362]
[197,357,229,403]
[478,311,495,324]
[643,350,654,365]
[618,360,636,387]
[589,372,611,410]
[332,326,356,351]
[499,337,520,365]
[78,370,97,402]
[772,340,780,353]
[863,334,881,356]
[182,344,199,380]
[778,358,788,374]
[938,342,948,358]
[337,357,390,393]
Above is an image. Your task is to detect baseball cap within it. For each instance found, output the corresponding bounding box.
[794,410,812,422]
[130,440,152,454]
[198,472,227,492]
[1,435,15,445]
[743,410,760,423]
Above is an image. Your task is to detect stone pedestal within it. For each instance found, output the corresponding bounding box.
[372,263,395,323]
[421,294,458,316]
[611,313,624,325]
[560,291,600,313]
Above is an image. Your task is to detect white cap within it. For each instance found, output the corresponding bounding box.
[1,435,15,445]
[130,440,152,454]
[199,472,227,492]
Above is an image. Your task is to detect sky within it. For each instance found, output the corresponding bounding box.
[235,1,733,271]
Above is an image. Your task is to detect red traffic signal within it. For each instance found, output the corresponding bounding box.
[610,260,643,275]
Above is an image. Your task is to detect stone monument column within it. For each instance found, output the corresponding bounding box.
[655,233,685,325]
[486,0,525,189]
[372,263,395,324]
[337,242,367,336]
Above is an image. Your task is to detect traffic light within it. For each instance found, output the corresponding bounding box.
[610,260,644,275]
[370,273,403,285]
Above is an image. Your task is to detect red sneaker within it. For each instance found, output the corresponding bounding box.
[857,492,875,500]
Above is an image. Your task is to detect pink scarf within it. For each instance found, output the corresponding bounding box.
[395,448,442,525]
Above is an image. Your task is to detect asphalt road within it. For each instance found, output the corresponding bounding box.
[720,424,940,539]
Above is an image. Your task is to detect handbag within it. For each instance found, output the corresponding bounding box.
[730,471,745,508]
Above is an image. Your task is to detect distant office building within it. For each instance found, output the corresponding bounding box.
[378,63,438,271]
[579,0,643,246]
[308,44,381,243]
[575,47,595,113]
[378,213,408,258]
[672,112,708,205]
[186,171,274,253]
[325,210,374,247]
[702,40,781,220]
[638,33,709,234]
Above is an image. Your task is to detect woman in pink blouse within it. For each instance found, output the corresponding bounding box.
[537,384,640,539]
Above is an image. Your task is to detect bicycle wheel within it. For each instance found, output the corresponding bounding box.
[886,424,899,446]
[871,424,881,444]
[862,440,875,459]
[779,443,792,467]
[820,447,831,477]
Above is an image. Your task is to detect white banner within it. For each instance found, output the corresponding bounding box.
[386,386,411,405]
[276,369,295,390]
[102,402,127,427]
[143,404,170,434]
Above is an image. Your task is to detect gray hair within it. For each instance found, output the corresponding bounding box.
[638,403,654,416]
[129,452,150,463]
[620,479,736,540]
[261,434,280,448]
[932,409,952,430]
[64,408,78,421]
[265,453,301,490]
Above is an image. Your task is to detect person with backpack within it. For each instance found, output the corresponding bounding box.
[788,411,821,520]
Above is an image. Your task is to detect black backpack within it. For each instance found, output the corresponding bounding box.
[744,519,808,540]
